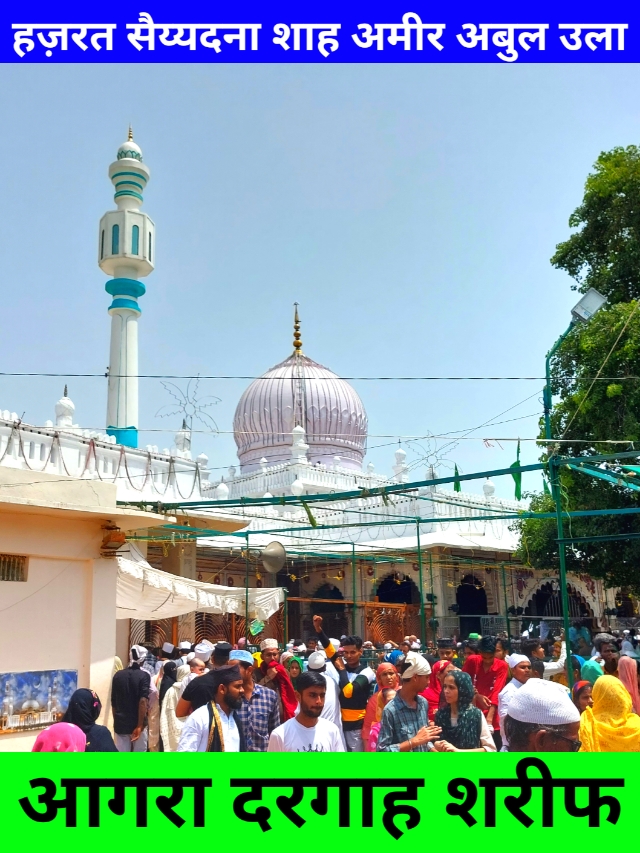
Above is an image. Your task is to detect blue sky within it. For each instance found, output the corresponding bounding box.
[0,63,638,497]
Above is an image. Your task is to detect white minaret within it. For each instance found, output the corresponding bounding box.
[98,128,155,448]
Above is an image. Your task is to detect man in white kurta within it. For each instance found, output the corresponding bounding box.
[497,654,532,751]
[306,651,346,747]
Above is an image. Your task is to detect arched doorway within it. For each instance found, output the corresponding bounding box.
[524,582,594,620]
[456,574,488,639]
[313,583,348,638]
[277,565,301,640]
[523,582,595,636]
[376,573,420,605]
[616,588,636,617]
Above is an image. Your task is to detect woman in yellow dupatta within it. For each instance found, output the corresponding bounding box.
[579,674,640,752]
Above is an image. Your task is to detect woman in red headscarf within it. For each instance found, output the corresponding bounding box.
[362,662,399,751]
[421,659,456,722]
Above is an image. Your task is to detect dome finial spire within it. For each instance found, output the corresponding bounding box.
[128,124,134,141]
[293,302,303,352]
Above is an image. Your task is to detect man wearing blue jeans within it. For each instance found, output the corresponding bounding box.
[111,644,150,752]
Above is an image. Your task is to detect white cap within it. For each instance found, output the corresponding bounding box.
[506,653,530,669]
[383,643,393,650]
[186,652,196,663]
[193,642,212,662]
[507,678,580,725]
[179,641,192,651]
[307,652,327,670]
[260,638,278,651]
[410,641,421,650]
[401,652,431,679]
[129,645,147,665]
[161,642,175,655]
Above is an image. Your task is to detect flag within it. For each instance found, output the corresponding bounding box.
[543,475,551,496]
[511,439,522,500]
[454,464,461,493]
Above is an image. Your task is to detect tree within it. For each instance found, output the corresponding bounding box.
[514,299,640,594]
[552,145,640,303]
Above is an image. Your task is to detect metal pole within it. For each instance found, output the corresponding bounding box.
[351,544,358,635]
[550,454,574,688]
[244,532,250,641]
[544,324,576,689]
[501,563,511,645]
[416,521,427,647]
[283,589,288,647]
[544,322,575,443]
[429,551,436,644]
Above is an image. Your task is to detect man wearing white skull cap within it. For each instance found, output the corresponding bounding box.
[497,654,532,751]
[376,652,442,752]
[504,677,581,752]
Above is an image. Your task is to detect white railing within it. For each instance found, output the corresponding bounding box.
[0,418,207,503]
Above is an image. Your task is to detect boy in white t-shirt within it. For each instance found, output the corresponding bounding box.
[268,671,345,753]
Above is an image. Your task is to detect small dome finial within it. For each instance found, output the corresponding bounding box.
[128,124,134,141]
[293,302,302,351]
[63,384,68,398]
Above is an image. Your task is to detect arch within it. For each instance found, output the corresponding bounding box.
[456,573,488,638]
[111,223,119,255]
[376,572,420,605]
[100,229,105,260]
[616,588,636,617]
[148,230,152,262]
[523,582,594,620]
[312,582,348,639]
[132,224,139,255]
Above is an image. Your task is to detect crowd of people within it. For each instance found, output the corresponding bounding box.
[30,616,640,754]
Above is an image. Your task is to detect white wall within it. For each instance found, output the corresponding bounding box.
[0,510,115,751]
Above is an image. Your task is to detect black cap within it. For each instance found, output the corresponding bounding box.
[214,642,233,653]
[479,635,497,653]
[437,637,454,649]
[211,664,242,686]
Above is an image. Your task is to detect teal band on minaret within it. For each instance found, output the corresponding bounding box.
[99,127,155,449]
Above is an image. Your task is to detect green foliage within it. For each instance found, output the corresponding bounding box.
[515,309,640,593]
[548,301,640,450]
[552,146,640,303]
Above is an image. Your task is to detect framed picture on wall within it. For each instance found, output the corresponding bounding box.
[0,669,77,735]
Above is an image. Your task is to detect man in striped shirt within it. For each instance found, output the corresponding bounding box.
[376,653,442,752]
[230,649,280,752]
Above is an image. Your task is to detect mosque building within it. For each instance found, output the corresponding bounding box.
[0,132,633,654]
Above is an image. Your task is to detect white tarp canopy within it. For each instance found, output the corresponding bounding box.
[115,545,283,621]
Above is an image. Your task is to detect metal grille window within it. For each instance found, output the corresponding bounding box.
[0,554,27,582]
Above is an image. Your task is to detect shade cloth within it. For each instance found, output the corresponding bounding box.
[115,546,283,621]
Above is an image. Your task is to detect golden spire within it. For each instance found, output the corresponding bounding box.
[293,303,303,352]
[128,125,134,141]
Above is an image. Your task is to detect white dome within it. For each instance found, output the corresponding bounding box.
[117,132,143,161]
[233,351,368,473]
[483,478,496,497]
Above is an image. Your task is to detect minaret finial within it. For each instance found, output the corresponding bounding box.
[293,302,302,352]
[63,384,68,398]
[128,124,133,141]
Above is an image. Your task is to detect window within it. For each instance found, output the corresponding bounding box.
[100,229,105,260]
[0,554,27,582]
[148,230,152,262]
[111,223,120,255]
[132,224,139,255]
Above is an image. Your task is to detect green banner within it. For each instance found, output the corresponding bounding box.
[1,753,631,844]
